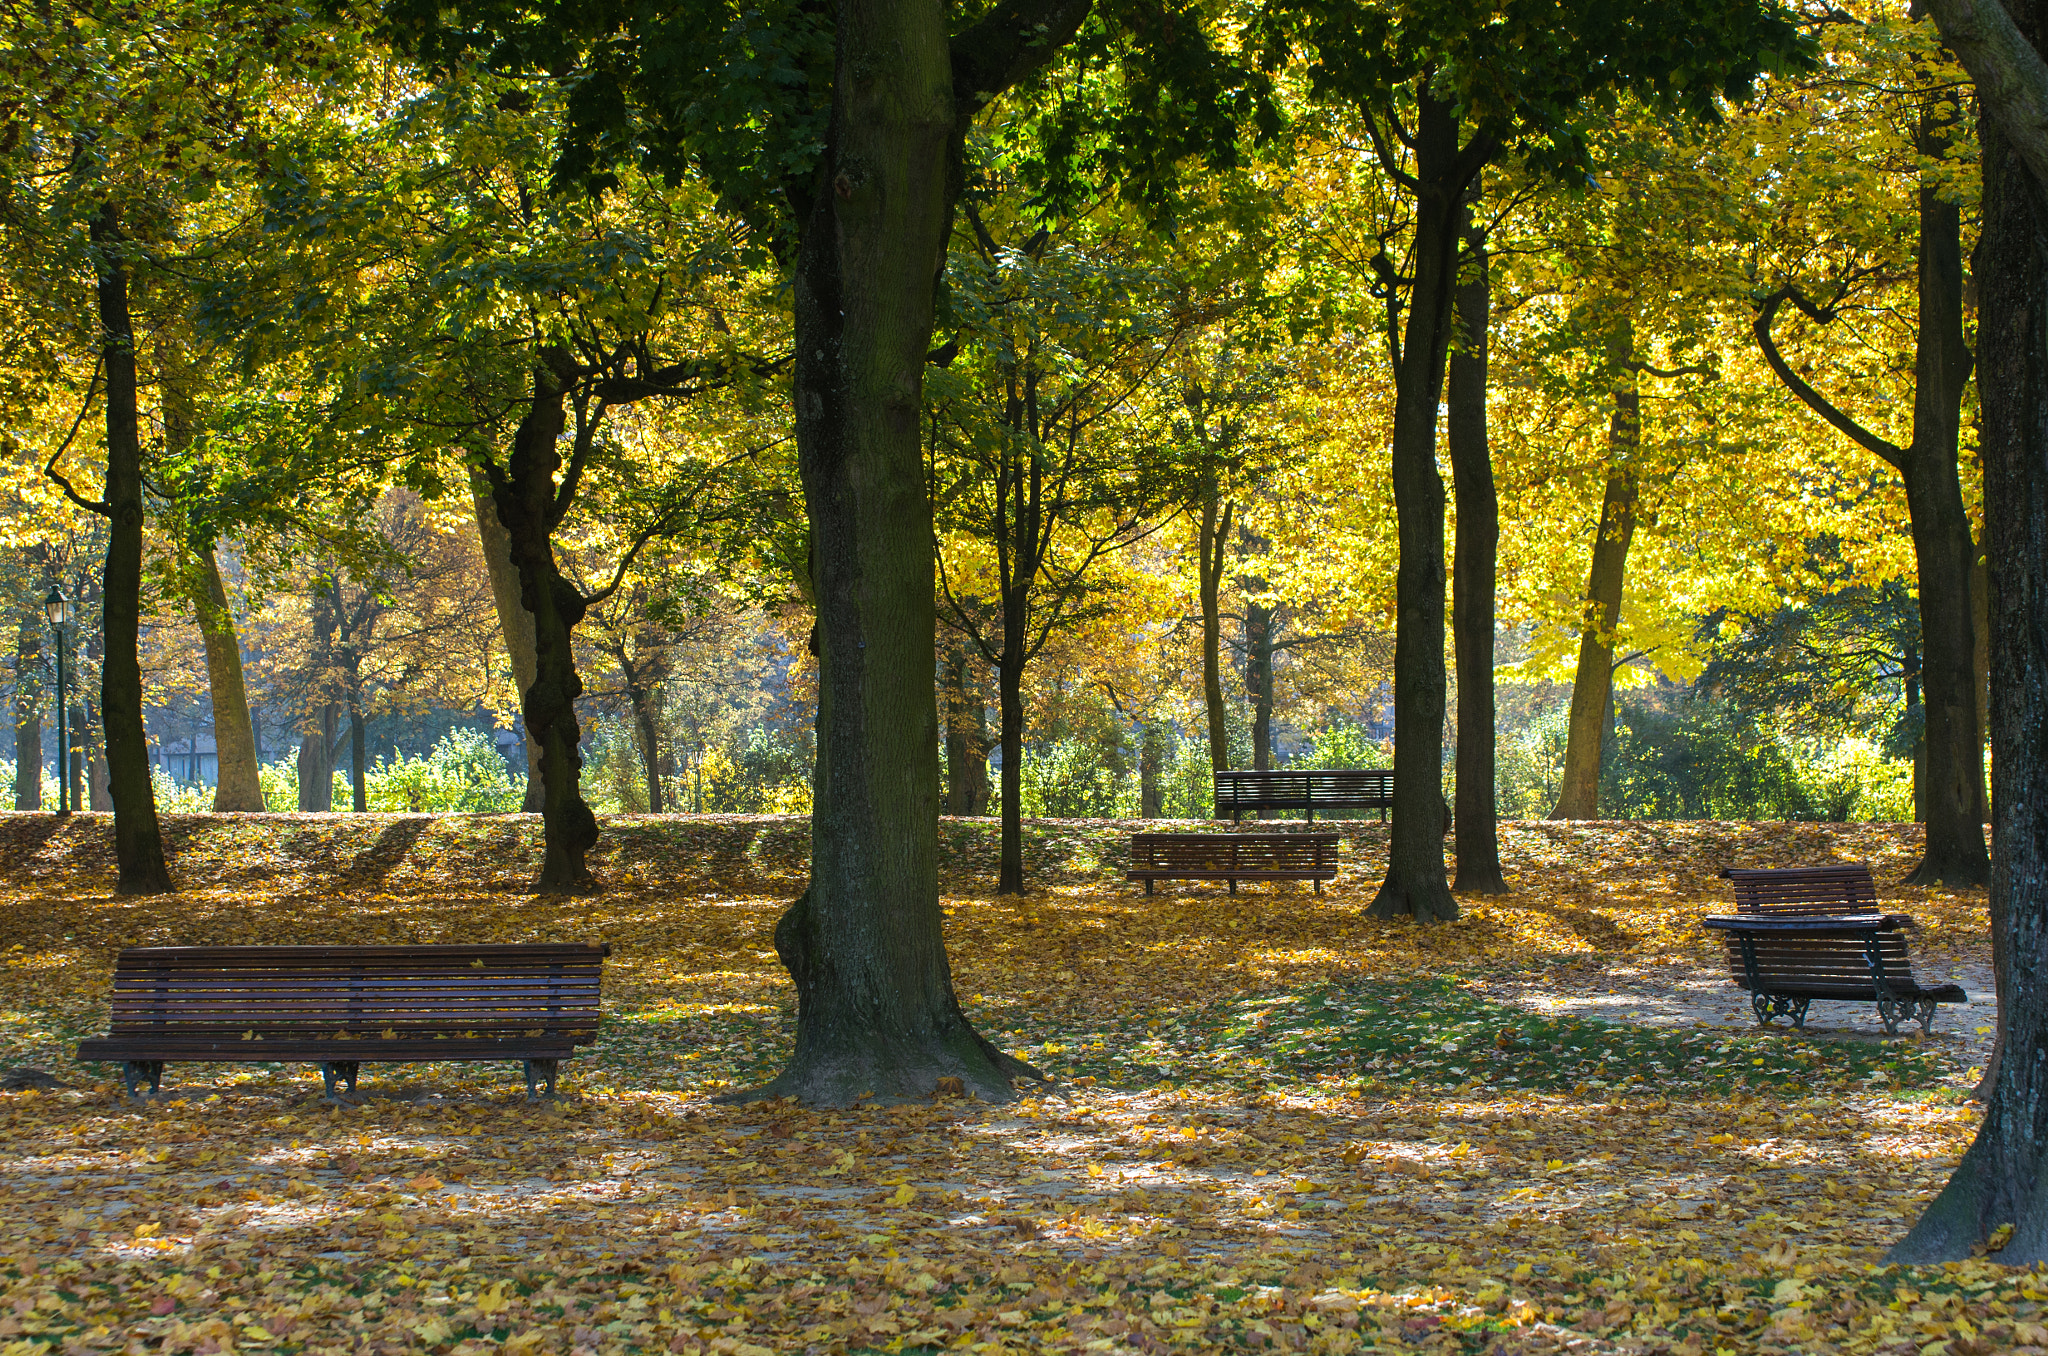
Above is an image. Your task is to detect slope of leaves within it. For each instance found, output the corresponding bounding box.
[0,813,2022,1355]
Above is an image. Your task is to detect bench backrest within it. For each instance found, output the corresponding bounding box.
[105,944,607,1043]
[1213,769,1392,809]
[1130,833,1340,871]
[1721,928,1922,994]
[1720,864,1878,915]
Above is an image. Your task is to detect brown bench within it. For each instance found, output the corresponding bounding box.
[76,943,607,1101]
[1128,832,1340,894]
[1703,866,1965,1035]
[1213,769,1392,822]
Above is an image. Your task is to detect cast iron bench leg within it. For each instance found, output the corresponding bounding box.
[123,1060,163,1102]
[320,1061,360,1100]
[525,1059,559,1101]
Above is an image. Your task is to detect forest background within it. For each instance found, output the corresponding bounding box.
[0,0,1967,858]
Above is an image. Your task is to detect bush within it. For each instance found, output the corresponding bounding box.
[150,766,213,813]
[1019,738,1130,818]
[1790,738,1916,823]
[363,729,524,813]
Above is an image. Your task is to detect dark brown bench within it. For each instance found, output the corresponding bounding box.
[76,944,607,1101]
[1703,866,1965,1035]
[1214,769,1392,822]
[1128,832,1339,894]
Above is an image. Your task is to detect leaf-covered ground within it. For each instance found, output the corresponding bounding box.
[0,812,2027,1355]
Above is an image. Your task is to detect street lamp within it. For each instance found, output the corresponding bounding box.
[44,588,70,816]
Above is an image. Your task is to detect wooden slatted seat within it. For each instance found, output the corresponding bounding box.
[1127,832,1340,894]
[1703,866,1965,1035]
[1214,769,1393,823]
[75,943,608,1101]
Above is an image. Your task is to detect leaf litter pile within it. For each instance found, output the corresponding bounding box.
[0,812,2034,1355]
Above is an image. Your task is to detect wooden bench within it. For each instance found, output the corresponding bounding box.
[1128,832,1340,894]
[76,943,607,1101]
[1214,769,1392,823]
[1703,866,1965,1035]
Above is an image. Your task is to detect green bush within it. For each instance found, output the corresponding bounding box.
[150,766,213,813]
[1019,738,1129,818]
[363,729,525,813]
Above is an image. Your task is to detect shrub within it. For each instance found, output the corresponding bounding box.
[364,729,524,813]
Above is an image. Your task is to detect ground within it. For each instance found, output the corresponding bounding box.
[0,812,2027,1356]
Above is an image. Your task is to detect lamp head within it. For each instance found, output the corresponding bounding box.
[43,587,69,629]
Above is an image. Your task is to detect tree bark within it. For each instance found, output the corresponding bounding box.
[943,644,988,815]
[760,0,1074,1104]
[997,646,1025,894]
[621,653,665,813]
[482,362,601,890]
[1552,395,1640,821]
[1975,549,1993,822]
[348,689,367,812]
[298,704,336,811]
[1239,524,1276,775]
[1370,89,1491,924]
[474,484,545,811]
[1899,105,1992,884]
[1750,75,1987,882]
[194,549,263,812]
[1448,202,1507,892]
[1892,0,2048,1257]
[14,619,40,812]
[1139,721,1163,818]
[1198,482,1233,775]
[89,211,171,892]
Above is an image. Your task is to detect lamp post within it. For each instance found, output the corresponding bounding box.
[44,588,70,816]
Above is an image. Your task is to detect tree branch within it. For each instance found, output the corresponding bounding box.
[43,363,112,517]
[1753,288,1908,469]
[1922,0,2048,193]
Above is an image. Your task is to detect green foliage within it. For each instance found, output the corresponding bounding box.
[1301,722,1385,770]
[1020,739,1129,819]
[150,767,213,814]
[259,754,301,814]
[363,729,525,813]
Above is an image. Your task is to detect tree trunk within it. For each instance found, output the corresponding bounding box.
[1370,89,1489,924]
[298,705,335,811]
[1240,524,1276,776]
[482,363,601,891]
[348,689,367,812]
[763,0,1043,1104]
[1974,548,1992,822]
[1898,102,1991,885]
[89,211,171,892]
[193,550,263,811]
[943,644,988,815]
[1139,721,1163,818]
[1198,483,1233,775]
[1448,201,1507,892]
[14,620,40,812]
[623,658,665,814]
[1552,466,1639,819]
[1891,4,2048,1255]
[474,484,545,811]
[997,650,1025,894]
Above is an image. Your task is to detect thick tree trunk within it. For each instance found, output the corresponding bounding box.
[194,550,263,811]
[1139,722,1163,818]
[14,620,39,812]
[79,705,99,812]
[1552,457,1639,820]
[764,0,1042,1104]
[1891,12,2048,1255]
[1198,485,1232,776]
[1370,90,1488,924]
[1975,550,1992,822]
[1899,114,1991,885]
[89,212,170,892]
[1448,208,1507,893]
[482,363,601,890]
[474,485,545,811]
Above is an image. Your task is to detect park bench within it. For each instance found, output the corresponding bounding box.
[1127,832,1340,894]
[76,943,608,1102]
[1213,768,1393,823]
[1702,865,1965,1035]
